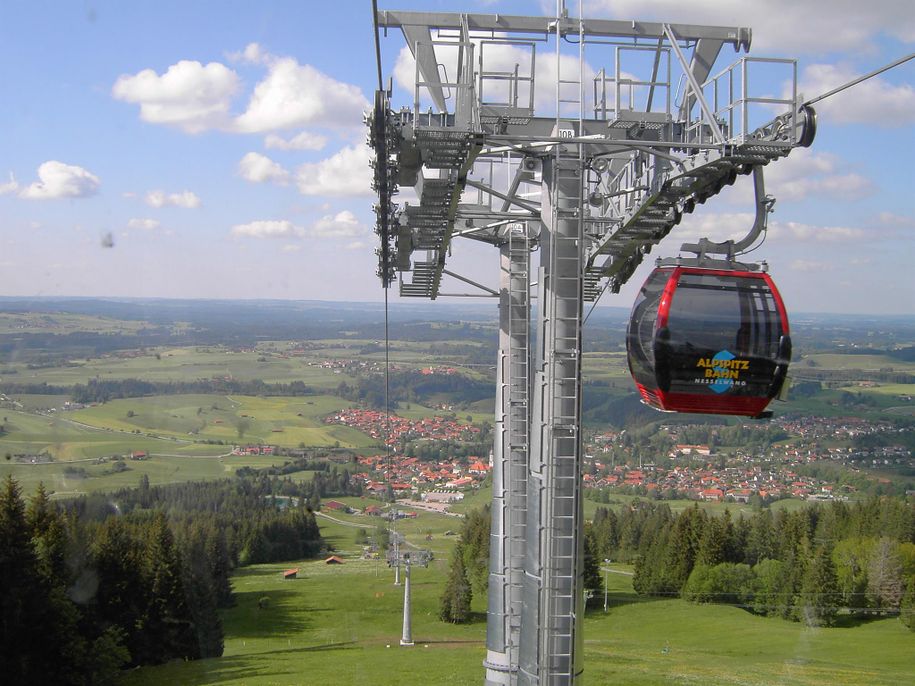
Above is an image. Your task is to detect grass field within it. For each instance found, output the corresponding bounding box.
[802,353,915,372]
[121,515,915,686]
[0,453,320,498]
[0,392,363,496]
[6,347,349,388]
[3,338,492,388]
[0,311,159,335]
[68,393,378,449]
[582,351,632,383]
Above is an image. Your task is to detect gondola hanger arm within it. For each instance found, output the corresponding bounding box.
[678,165,773,261]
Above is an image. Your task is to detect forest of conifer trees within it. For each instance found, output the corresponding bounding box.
[439,499,915,629]
[0,463,359,684]
[589,498,915,627]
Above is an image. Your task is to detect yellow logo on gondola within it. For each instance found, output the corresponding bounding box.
[695,350,749,393]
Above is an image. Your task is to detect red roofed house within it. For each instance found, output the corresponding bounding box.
[446,476,475,489]
[700,488,724,502]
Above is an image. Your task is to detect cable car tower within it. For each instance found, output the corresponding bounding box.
[368,4,815,684]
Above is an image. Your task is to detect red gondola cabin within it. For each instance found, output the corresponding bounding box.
[627,266,791,417]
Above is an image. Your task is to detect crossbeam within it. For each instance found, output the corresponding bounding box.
[377,10,751,49]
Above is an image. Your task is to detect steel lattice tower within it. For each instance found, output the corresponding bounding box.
[368,4,815,683]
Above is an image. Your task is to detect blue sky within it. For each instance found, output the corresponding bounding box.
[0,0,912,314]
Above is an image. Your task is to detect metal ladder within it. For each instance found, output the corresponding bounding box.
[540,7,586,678]
[507,225,531,653]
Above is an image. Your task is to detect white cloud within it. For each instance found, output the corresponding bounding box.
[799,63,915,127]
[228,42,269,65]
[672,209,868,246]
[584,0,915,53]
[264,131,327,151]
[790,259,832,272]
[311,210,365,238]
[127,218,160,231]
[771,220,866,242]
[231,220,306,239]
[715,149,873,205]
[281,244,302,253]
[233,57,369,133]
[231,211,366,242]
[0,173,19,195]
[19,161,100,200]
[296,145,373,197]
[145,190,201,208]
[237,152,290,185]
[877,212,915,228]
[765,150,873,202]
[113,47,368,137]
[112,60,240,134]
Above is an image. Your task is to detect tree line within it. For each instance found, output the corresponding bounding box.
[588,497,915,628]
[438,498,915,630]
[335,369,494,410]
[0,465,357,685]
[3,371,495,411]
[0,377,322,401]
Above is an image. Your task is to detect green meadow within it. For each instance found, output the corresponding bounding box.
[0,311,159,335]
[1,449,326,499]
[7,347,347,387]
[3,339,492,388]
[0,391,378,496]
[802,353,915,372]
[582,351,632,383]
[121,511,915,686]
[68,394,377,449]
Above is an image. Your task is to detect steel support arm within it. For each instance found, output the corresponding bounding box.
[378,10,751,49]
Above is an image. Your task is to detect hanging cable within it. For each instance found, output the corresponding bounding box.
[372,0,397,545]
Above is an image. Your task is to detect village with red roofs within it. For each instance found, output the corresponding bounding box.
[307,406,913,509]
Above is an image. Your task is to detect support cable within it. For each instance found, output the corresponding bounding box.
[372,0,396,553]
[804,52,915,106]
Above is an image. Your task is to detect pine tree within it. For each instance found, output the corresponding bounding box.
[0,476,46,682]
[696,512,729,568]
[799,546,839,627]
[460,506,491,598]
[440,544,472,623]
[144,512,198,662]
[664,505,705,592]
[746,509,777,565]
[582,524,602,606]
[205,523,234,608]
[92,517,148,666]
[1,476,91,684]
[900,577,915,631]
[180,523,224,659]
